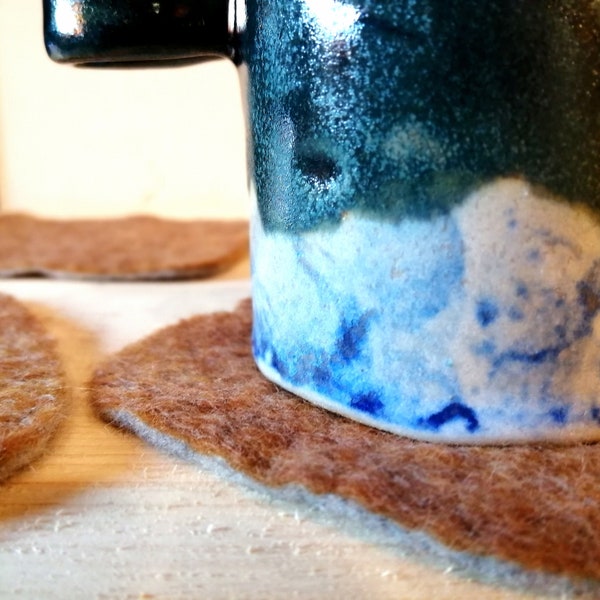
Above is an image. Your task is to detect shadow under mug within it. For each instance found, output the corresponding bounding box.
[44,0,600,444]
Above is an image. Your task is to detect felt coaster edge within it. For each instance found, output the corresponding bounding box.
[0,214,249,281]
[0,293,69,483]
[0,258,246,282]
[95,403,600,599]
[0,407,65,482]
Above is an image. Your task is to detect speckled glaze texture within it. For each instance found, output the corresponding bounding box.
[245,1,600,443]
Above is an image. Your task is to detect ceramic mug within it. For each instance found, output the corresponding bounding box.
[44,0,600,444]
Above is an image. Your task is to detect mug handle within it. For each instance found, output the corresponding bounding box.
[43,0,235,65]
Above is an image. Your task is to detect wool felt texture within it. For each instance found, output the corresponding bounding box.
[89,299,600,594]
[0,293,68,482]
[0,214,248,280]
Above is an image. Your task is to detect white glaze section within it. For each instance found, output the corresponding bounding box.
[252,179,600,443]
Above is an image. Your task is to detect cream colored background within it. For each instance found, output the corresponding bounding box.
[0,0,248,218]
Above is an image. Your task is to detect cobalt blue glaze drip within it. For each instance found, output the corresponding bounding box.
[419,401,480,434]
[476,299,500,329]
[350,392,385,417]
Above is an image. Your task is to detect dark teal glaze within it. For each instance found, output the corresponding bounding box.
[243,1,600,232]
[43,0,233,64]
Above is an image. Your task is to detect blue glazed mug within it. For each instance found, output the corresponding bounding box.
[45,0,600,444]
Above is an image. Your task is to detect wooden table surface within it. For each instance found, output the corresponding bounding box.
[0,259,556,599]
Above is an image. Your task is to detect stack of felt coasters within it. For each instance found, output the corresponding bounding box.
[0,213,249,479]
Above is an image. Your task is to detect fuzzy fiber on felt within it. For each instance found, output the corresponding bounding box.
[0,293,68,481]
[0,214,248,280]
[89,299,600,589]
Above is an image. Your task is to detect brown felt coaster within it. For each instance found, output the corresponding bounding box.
[0,293,68,481]
[0,213,248,280]
[89,299,600,593]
